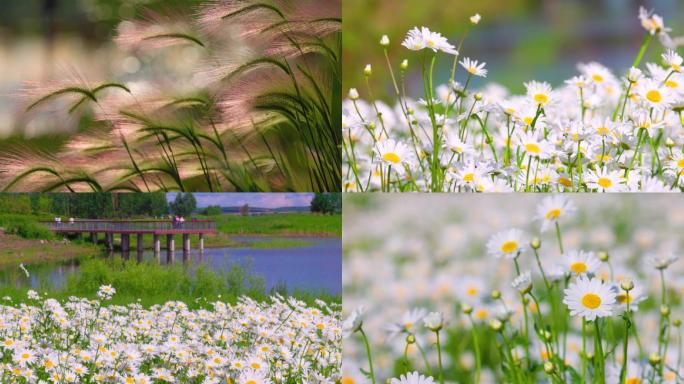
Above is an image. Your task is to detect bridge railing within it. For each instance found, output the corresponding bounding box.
[40,220,216,232]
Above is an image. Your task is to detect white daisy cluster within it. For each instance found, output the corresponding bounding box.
[343,194,684,383]
[343,7,684,192]
[0,288,341,383]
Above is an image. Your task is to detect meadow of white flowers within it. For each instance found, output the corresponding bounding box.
[0,286,341,383]
[342,194,684,383]
[343,7,684,192]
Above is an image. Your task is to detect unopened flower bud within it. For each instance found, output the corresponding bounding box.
[649,352,661,366]
[348,88,359,100]
[489,319,503,332]
[597,251,609,262]
[661,305,670,317]
[665,137,675,147]
[406,333,416,344]
[470,14,481,25]
[364,64,372,77]
[380,35,390,47]
[543,361,555,374]
[543,330,553,342]
[491,290,501,300]
[400,59,408,71]
[674,319,681,327]
[474,92,483,101]
[530,238,541,250]
[462,303,473,315]
[620,279,634,291]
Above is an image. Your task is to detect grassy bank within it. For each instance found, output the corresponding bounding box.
[209,213,342,236]
[119,232,317,250]
[0,232,98,268]
[0,258,340,308]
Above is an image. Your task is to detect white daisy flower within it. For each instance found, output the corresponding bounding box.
[536,195,576,232]
[390,371,435,384]
[563,275,616,321]
[486,228,526,259]
[402,27,458,55]
[460,57,487,77]
[562,250,601,276]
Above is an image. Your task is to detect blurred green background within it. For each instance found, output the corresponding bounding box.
[0,0,205,139]
[343,0,684,100]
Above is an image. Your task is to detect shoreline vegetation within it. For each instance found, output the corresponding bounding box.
[0,213,341,266]
[0,258,340,309]
[0,212,342,307]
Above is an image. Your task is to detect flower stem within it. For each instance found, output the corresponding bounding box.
[619,298,631,384]
[555,222,564,255]
[468,315,482,384]
[435,331,445,384]
[594,320,605,384]
[631,33,653,69]
[359,328,376,384]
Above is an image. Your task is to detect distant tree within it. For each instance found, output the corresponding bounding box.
[170,193,197,217]
[310,193,340,214]
[0,194,32,214]
[239,204,250,216]
[203,205,222,216]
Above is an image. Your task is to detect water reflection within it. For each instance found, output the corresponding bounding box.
[0,237,341,295]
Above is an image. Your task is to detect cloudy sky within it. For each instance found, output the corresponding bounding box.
[166,193,314,208]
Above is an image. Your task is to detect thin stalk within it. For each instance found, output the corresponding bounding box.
[359,328,376,384]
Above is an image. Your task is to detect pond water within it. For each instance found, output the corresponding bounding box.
[0,236,341,295]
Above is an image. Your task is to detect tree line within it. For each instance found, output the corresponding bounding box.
[0,193,169,218]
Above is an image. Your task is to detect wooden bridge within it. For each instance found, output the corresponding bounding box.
[41,219,217,263]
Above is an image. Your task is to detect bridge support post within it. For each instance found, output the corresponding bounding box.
[199,234,204,251]
[182,234,190,263]
[166,234,175,264]
[106,233,113,251]
[121,234,130,259]
[136,233,144,262]
[90,232,98,244]
[153,234,161,263]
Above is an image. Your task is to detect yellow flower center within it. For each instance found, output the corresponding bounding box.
[677,159,684,168]
[597,177,612,188]
[592,74,604,83]
[616,293,632,304]
[596,126,609,135]
[467,287,478,296]
[570,262,587,274]
[251,363,261,369]
[523,116,534,125]
[626,377,642,384]
[558,177,572,187]
[21,353,29,359]
[525,143,541,154]
[501,241,518,253]
[404,322,413,330]
[546,208,561,219]
[342,378,356,384]
[533,93,549,105]
[246,381,257,384]
[665,80,678,88]
[646,89,662,103]
[475,309,488,319]
[463,173,474,182]
[581,293,602,309]
[382,152,401,164]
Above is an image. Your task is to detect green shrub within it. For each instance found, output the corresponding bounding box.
[0,214,54,240]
